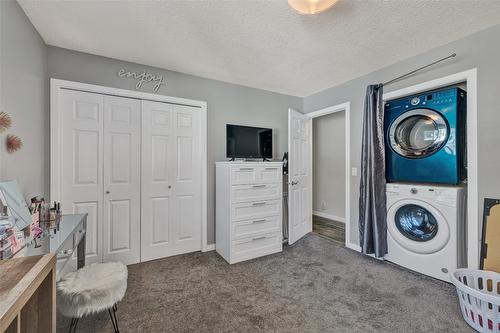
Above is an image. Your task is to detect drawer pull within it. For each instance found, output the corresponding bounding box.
[252,219,267,224]
[252,185,266,188]
[265,167,277,170]
[239,168,253,171]
[253,236,267,241]
[252,202,266,206]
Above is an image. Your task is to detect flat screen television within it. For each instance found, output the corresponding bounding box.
[226,124,273,159]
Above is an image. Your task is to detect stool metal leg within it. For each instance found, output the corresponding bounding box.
[69,318,79,333]
[108,304,120,333]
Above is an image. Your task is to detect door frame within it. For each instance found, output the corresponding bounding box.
[306,102,353,250]
[50,78,211,252]
[383,68,478,269]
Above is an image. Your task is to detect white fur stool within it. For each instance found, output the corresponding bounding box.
[57,262,128,333]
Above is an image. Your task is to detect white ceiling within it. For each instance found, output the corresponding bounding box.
[19,0,500,97]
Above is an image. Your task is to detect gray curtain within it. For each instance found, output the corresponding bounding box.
[359,84,387,257]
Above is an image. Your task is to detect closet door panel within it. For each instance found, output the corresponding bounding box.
[171,106,202,254]
[103,95,141,265]
[151,197,170,245]
[141,101,202,261]
[152,135,170,183]
[141,101,175,261]
[61,90,104,264]
[108,199,132,252]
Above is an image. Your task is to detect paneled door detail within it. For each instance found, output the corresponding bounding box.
[60,89,104,264]
[102,96,141,265]
[141,101,202,261]
[288,109,312,244]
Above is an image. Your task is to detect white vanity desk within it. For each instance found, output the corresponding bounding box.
[13,214,87,276]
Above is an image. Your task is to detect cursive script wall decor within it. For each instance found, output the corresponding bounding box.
[117,69,166,93]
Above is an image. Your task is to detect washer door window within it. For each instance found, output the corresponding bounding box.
[387,199,450,254]
[389,109,448,158]
[395,204,438,242]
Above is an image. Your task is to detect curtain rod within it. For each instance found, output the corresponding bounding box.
[383,53,456,86]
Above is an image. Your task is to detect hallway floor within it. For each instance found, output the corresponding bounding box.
[312,215,345,245]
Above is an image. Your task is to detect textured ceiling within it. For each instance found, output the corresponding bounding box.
[18,0,500,97]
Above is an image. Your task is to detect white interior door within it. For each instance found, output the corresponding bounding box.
[60,89,104,264]
[102,96,141,265]
[141,100,202,261]
[288,108,312,244]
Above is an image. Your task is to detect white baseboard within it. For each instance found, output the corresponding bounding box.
[312,210,346,223]
[203,244,216,252]
[346,242,361,252]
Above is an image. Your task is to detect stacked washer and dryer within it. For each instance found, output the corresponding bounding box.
[384,87,467,282]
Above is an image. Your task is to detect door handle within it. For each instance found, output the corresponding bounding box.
[291,180,299,186]
[168,185,172,189]
[105,190,110,194]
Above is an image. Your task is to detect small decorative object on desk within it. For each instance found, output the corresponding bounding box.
[38,201,61,228]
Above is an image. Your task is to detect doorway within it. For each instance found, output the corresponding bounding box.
[307,102,351,247]
[312,111,346,244]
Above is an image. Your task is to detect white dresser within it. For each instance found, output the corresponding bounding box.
[216,162,283,264]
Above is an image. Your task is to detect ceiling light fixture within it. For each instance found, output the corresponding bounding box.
[288,0,339,15]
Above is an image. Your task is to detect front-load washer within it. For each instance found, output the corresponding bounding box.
[385,183,466,282]
[384,87,467,184]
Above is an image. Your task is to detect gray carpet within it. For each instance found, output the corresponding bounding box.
[57,233,473,332]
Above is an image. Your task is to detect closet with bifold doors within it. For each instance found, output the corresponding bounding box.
[57,88,203,266]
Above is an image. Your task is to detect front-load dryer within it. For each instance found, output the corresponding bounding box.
[384,87,466,184]
[385,183,466,282]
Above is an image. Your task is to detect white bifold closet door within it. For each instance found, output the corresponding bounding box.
[102,96,141,264]
[60,90,141,265]
[141,100,202,262]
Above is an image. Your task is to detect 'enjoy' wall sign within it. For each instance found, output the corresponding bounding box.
[117,69,166,93]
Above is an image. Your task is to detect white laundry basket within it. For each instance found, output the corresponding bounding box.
[451,269,500,332]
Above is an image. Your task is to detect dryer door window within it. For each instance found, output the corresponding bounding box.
[389,109,448,159]
[395,204,438,242]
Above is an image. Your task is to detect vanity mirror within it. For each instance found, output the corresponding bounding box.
[0,180,32,231]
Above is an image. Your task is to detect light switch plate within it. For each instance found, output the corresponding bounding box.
[351,167,358,176]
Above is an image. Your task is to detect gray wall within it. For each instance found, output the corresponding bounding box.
[304,24,500,247]
[312,112,345,219]
[47,46,302,244]
[0,0,48,198]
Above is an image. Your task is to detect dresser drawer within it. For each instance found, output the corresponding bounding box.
[231,200,281,221]
[230,165,282,185]
[258,166,281,183]
[232,216,280,239]
[231,232,281,260]
[231,166,259,184]
[231,183,281,203]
